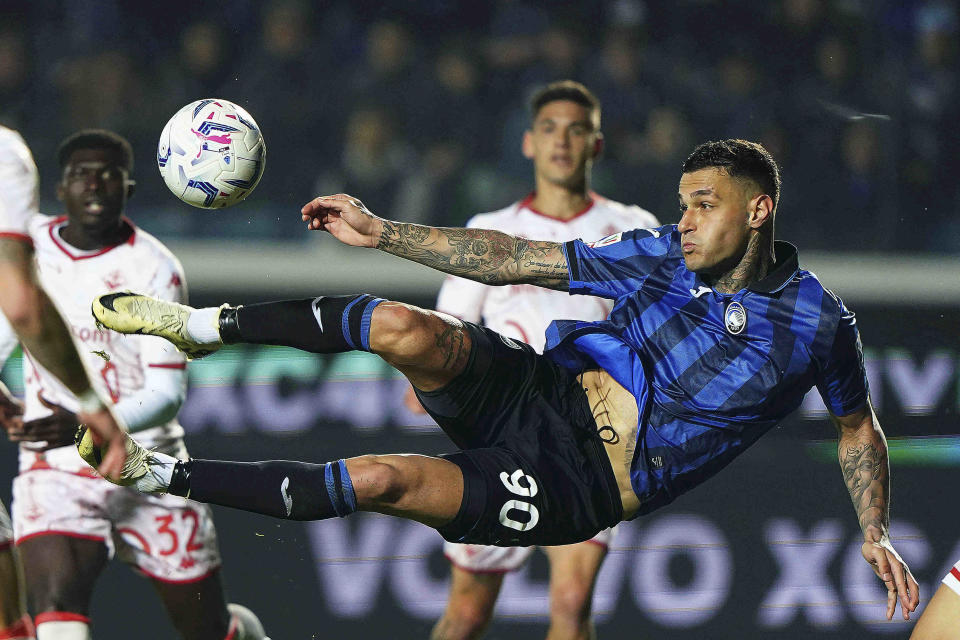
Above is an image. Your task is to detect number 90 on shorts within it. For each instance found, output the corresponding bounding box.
[498,469,539,531]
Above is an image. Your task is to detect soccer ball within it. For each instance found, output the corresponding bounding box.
[157,99,266,209]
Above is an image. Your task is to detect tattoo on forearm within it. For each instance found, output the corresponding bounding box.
[839,439,889,537]
[378,221,569,289]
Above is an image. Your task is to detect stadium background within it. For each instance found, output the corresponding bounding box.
[1,0,959,637]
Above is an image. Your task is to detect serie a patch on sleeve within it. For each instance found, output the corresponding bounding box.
[587,232,622,248]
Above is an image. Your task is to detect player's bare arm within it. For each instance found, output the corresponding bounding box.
[302,194,569,290]
[832,401,920,620]
[0,238,126,477]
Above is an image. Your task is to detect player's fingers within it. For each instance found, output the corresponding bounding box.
[886,582,897,620]
[906,569,920,612]
[885,554,913,617]
[98,437,126,479]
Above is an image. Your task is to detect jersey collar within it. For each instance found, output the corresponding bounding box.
[49,216,136,261]
[517,192,598,223]
[748,241,799,294]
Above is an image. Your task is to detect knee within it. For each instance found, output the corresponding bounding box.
[550,579,593,625]
[351,455,410,507]
[369,303,438,357]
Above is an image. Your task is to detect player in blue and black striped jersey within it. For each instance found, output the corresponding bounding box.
[86,139,920,622]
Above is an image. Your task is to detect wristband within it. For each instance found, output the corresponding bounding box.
[76,388,105,413]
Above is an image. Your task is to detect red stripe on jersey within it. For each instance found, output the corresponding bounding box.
[35,611,90,626]
[951,566,960,582]
[47,217,137,260]
[0,614,35,639]
[148,362,187,369]
[0,231,33,246]
[517,192,598,223]
[16,531,105,546]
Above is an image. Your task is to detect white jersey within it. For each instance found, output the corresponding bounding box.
[0,125,39,240]
[10,214,188,472]
[436,193,660,352]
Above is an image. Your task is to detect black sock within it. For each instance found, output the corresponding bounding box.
[168,458,357,521]
[218,295,383,352]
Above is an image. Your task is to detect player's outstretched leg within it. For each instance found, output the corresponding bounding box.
[92,293,470,391]
[75,427,464,530]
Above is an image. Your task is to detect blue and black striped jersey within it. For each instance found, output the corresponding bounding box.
[544,224,869,515]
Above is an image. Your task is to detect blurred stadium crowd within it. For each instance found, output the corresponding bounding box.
[0,0,957,251]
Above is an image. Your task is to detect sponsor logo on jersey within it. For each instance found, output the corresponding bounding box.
[690,286,712,298]
[725,301,747,335]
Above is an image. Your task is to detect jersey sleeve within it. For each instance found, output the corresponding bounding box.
[0,130,39,239]
[141,249,188,368]
[435,275,486,322]
[563,225,674,299]
[815,305,870,417]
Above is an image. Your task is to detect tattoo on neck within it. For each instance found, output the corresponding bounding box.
[711,235,770,294]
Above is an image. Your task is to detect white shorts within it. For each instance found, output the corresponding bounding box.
[942,559,960,597]
[12,469,222,583]
[444,527,616,573]
[0,500,12,549]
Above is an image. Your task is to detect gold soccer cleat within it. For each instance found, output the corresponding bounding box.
[92,292,221,360]
[75,424,151,487]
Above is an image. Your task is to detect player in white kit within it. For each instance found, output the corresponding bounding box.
[0,130,266,640]
[419,82,659,640]
[910,560,960,638]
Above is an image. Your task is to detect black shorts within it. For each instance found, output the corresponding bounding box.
[415,322,622,546]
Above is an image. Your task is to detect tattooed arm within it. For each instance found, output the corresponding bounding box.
[378,221,568,289]
[834,404,889,541]
[831,401,919,620]
[301,194,569,290]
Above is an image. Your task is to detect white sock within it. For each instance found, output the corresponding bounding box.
[134,450,179,493]
[36,620,90,640]
[185,307,222,343]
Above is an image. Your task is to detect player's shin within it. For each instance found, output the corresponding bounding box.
[167,459,357,521]
[216,295,384,353]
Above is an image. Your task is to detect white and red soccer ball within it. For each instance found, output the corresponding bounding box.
[157,99,266,209]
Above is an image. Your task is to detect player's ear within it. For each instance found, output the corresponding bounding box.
[592,132,604,159]
[522,130,535,160]
[125,179,136,200]
[748,194,774,229]
[55,181,65,202]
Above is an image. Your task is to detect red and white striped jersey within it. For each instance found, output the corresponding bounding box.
[0,126,39,241]
[10,214,188,471]
[436,193,659,352]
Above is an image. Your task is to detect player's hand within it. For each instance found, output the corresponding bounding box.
[861,537,920,620]
[301,193,384,248]
[7,394,79,449]
[76,404,127,479]
[0,381,24,437]
[403,384,428,415]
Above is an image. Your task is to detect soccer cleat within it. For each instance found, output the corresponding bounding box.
[92,291,220,359]
[75,425,171,492]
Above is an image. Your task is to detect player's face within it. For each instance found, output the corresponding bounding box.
[523,100,600,189]
[677,168,755,275]
[59,148,130,232]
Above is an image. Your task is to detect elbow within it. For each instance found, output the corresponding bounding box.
[0,285,45,338]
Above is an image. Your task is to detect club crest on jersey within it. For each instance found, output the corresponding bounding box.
[725,301,747,335]
[587,232,622,248]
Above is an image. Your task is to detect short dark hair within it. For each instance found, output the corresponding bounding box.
[529,80,601,129]
[682,139,780,209]
[57,129,134,173]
